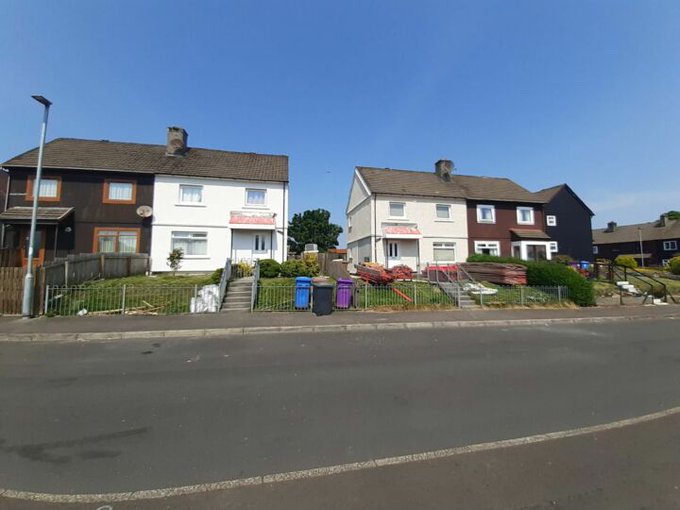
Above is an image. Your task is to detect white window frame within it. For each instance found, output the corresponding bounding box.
[593,246,599,255]
[476,205,496,224]
[663,240,677,251]
[347,215,352,233]
[254,234,267,253]
[474,240,500,256]
[245,188,267,208]
[516,206,535,225]
[178,184,204,205]
[546,215,557,227]
[435,204,451,220]
[433,242,456,262]
[549,241,558,253]
[171,231,208,257]
[389,202,405,218]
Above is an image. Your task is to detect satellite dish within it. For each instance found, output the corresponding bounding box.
[136,205,153,218]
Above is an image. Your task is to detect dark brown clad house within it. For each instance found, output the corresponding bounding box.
[534,184,594,262]
[593,214,680,267]
[0,139,155,267]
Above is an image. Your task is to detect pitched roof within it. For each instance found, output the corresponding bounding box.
[593,217,680,244]
[510,229,551,240]
[356,166,543,203]
[0,206,74,223]
[2,138,289,183]
[534,183,594,216]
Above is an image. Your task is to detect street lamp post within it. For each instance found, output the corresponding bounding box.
[638,227,645,269]
[22,95,52,318]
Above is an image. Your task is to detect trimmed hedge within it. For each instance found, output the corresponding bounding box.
[465,254,596,307]
[669,256,680,276]
[614,255,638,269]
[525,262,595,307]
[279,259,320,277]
[258,259,281,278]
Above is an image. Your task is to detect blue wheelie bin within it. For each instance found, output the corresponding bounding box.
[295,276,312,309]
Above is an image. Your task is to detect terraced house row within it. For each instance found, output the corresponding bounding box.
[1,128,593,272]
[346,160,594,270]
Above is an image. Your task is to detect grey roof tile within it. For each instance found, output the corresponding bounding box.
[357,166,543,203]
[2,138,289,183]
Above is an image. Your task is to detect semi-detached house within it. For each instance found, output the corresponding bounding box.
[346,160,553,270]
[0,127,289,272]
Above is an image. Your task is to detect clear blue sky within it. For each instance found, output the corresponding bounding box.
[2,0,679,244]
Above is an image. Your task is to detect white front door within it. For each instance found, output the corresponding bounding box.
[232,230,272,262]
[387,241,400,268]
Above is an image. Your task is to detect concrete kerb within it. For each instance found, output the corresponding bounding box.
[0,313,677,344]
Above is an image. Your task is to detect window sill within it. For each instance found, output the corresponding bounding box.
[434,219,453,223]
[176,203,207,207]
[243,205,269,210]
[517,222,535,226]
[387,217,409,222]
[477,220,496,224]
[182,256,210,260]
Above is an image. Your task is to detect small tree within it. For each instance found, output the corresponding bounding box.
[167,248,184,276]
[288,209,343,254]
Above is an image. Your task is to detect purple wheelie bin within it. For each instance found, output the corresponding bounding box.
[335,278,353,309]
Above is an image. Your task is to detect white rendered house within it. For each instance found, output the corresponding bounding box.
[150,128,288,272]
[346,161,469,271]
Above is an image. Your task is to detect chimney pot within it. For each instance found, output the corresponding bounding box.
[659,214,667,227]
[607,221,617,232]
[166,126,188,156]
[435,159,454,182]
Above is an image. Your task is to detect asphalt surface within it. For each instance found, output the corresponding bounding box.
[2,318,680,499]
[3,410,679,509]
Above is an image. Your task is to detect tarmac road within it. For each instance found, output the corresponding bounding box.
[1,319,680,505]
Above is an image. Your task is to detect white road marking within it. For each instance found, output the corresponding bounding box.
[2,405,680,504]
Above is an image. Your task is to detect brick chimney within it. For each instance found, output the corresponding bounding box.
[435,159,454,182]
[658,214,667,227]
[166,126,188,156]
[606,221,617,233]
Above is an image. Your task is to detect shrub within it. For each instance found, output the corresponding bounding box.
[669,256,680,275]
[614,255,638,269]
[234,261,253,277]
[258,259,281,278]
[526,262,595,307]
[553,254,574,265]
[280,258,320,277]
[209,268,223,284]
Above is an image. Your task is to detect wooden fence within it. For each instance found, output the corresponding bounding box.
[0,267,25,315]
[0,253,150,315]
[0,248,20,267]
[41,253,150,287]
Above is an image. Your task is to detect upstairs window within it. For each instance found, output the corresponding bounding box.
[516,207,534,225]
[389,202,405,218]
[103,181,136,204]
[663,240,677,251]
[435,204,451,220]
[179,184,203,204]
[476,205,495,223]
[546,215,557,226]
[549,241,559,253]
[246,189,266,207]
[26,177,61,201]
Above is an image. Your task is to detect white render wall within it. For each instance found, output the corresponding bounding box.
[150,175,287,272]
[373,195,469,267]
